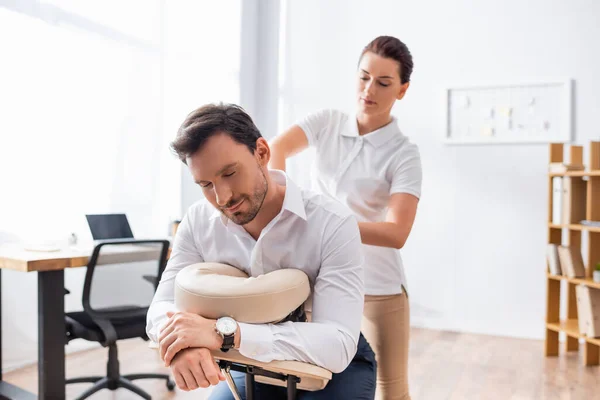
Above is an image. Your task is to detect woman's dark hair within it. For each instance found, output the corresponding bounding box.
[171,103,262,163]
[360,36,413,84]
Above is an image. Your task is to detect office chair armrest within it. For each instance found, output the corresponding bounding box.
[143,275,158,286]
[89,315,118,346]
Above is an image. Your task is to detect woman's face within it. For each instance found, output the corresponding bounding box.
[356,51,409,118]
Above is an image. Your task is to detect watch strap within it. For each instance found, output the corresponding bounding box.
[220,333,235,352]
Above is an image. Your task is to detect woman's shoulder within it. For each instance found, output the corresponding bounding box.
[305,108,349,125]
[393,127,420,155]
[386,131,422,172]
[400,135,420,156]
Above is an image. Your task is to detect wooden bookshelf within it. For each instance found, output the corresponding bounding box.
[546,275,600,292]
[548,223,600,233]
[545,141,600,365]
[549,171,600,177]
[547,319,580,338]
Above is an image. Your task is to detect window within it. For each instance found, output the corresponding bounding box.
[0,0,242,371]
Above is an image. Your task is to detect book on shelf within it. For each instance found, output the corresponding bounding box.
[562,177,587,225]
[546,244,562,276]
[549,162,585,173]
[576,285,590,334]
[552,177,563,225]
[576,285,600,338]
[557,245,586,278]
[581,220,600,228]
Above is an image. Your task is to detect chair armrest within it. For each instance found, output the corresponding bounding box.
[143,275,158,286]
[91,316,119,346]
[211,349,331,391]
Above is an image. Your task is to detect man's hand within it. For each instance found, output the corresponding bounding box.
[158,311,221,366]
[170,348,226,391]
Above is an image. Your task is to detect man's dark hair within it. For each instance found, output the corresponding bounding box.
[171,103,262,163]
[360,36,414,84]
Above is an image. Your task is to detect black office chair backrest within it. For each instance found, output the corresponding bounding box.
[82,239,169,322]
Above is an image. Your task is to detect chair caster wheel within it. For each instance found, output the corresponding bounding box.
[167,380,176,391]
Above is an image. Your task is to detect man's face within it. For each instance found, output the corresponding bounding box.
[188,133,268,225]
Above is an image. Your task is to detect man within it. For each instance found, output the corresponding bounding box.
[146,103,376,399]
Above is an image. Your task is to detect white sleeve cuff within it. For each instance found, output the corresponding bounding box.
[238,323,275,362]
[146,301,178,344]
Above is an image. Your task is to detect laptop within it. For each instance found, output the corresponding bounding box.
[85,214,134,240]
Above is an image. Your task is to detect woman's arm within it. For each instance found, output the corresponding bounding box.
[268,125,310,171]
[358,193,419,249]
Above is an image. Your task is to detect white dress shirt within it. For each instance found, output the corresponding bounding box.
[146,170,364,373]
[297,109,422,295]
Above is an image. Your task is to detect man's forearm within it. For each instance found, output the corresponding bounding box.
[237,321,357,373]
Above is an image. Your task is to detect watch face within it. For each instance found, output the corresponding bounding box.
[216,317,237,335]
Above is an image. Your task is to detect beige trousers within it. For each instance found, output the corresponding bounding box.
[361,291,411,400]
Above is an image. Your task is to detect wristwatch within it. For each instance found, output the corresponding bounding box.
[215,316,237,352]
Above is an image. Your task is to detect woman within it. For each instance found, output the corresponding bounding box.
[269,36,421,400]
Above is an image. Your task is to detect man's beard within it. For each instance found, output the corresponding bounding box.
[221,167,268,225]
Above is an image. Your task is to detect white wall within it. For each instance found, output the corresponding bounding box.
[280,0,600,339]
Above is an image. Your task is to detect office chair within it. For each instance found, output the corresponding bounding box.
[65,239,175,400]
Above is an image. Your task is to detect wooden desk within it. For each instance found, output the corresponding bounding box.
[0,243,170,400]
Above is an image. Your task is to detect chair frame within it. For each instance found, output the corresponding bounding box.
[217,306,311,400]
[219,360,301,400]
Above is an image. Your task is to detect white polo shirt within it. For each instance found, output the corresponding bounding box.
[297,109,422,295]
[146,170,364,373]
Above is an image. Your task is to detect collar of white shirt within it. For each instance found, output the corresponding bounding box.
[341,115,402,148]
[209,169,308,226]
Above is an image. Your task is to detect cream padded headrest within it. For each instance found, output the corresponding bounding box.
[174,262,310,324]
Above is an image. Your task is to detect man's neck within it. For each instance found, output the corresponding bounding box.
[356,112,392,135]
[243,173,286,240]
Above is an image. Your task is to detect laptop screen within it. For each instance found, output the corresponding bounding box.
[85,214,134,240]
